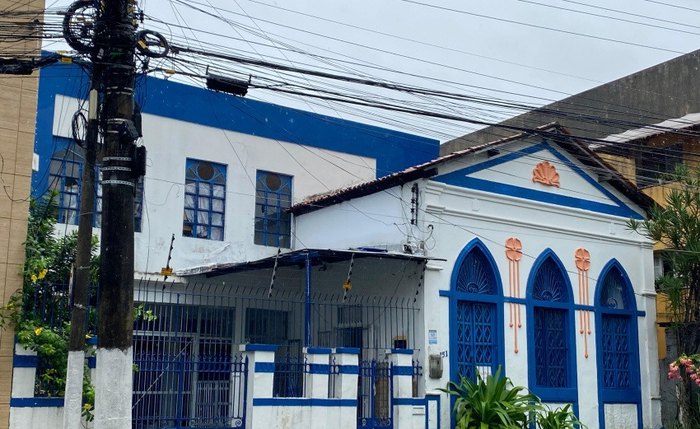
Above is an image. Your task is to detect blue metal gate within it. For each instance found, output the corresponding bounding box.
[132,336,248,429]
[358,360,392,429]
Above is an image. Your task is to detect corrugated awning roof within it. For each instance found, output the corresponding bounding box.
[176,247,444,277]
[599,112,700,145]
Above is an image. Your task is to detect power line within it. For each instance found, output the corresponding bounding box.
[398,0,685,54]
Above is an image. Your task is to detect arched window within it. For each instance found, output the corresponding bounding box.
[595,261,641,427]
[450,239,503,382]
[527,250,577,403]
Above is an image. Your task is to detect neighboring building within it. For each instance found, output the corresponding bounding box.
[10,59,441,429]
[441,49,700,155]
[289,124,659,428]
[31,61,439,274]
[0,1,43,428]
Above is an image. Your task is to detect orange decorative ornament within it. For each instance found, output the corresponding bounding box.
[575,247,591,272]
[532,161,560,188]
[505,237,522,262]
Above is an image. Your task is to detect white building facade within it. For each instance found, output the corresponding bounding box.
[31,62,439,274]
[292,128,661,429]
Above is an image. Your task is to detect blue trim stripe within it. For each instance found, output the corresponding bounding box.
[11,397,65,408]
[254,362,276,373]
[393,398,425,406]
[305,347,332,355]
[308,364,330,374]
[243,344,278,352]
[338,365,359,375]
[87,356,96,369]
[33,61,438,198]
[253,398,357,407]
[392,365,414,376]
[432,142,643,219]
[390,348,414,355]
[13,355,38,368]
[334,347,360,355]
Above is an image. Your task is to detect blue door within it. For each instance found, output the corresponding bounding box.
[456,301,498,380]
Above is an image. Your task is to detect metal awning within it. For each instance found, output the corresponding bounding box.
[175,247,444,278]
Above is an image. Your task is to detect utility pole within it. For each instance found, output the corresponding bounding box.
[92,1,141,428]
[63,83,99,429]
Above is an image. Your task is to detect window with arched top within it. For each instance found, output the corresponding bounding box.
[595,260,641,426]
[527,250,577,403]
[450,239,503,382]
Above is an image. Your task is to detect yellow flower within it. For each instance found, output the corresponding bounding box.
[38,269,48,280]
[34,327,43,336]
[30,274,37,284]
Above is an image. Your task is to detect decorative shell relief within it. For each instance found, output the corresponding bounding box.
[532,161,560,188]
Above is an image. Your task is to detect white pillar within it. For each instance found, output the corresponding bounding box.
[388,348,415,429]
[11,343,37,398]
[332,348,360,429]
[304,347,331,399]
[242,344,277,429]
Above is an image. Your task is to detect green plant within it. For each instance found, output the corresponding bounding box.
[439,368,540,429]
[536,404,583,429]
[0,195,98,418]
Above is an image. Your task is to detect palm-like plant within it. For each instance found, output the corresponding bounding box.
[536,404,583,429]
[439,368,540,429]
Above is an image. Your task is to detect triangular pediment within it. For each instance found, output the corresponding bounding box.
[432,140,642,219]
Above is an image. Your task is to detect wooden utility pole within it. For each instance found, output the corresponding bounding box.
[92,1,141,427]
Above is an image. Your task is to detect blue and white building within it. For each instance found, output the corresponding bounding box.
[31,61,439,274]
[12,60,660,429]
[289,125,660,429]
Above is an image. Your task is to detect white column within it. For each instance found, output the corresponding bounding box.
[304,347,331,399]
[241,344,277,429]
[332,348,360,429]
[11,343,37,398]
[388,348,415,429]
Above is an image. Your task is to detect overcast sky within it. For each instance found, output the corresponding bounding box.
[48,0,700,141]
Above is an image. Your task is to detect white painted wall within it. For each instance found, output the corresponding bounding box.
[50,95,377,275]
[294,140,660,429]
[421,179,656,429]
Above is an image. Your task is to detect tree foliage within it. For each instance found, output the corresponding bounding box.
[628,165,700,354]
[628,165,700,428]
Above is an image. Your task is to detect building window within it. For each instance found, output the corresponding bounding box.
[527,251,576,402]
[450,239,502,382]
[49,145,143,231]
[255,171,292,248]
[636,143,682,186]
[49,148,82,225]
[183,159,226,241]
[596,261,641,405]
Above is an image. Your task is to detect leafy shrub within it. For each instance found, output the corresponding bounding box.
[439,368,539,429]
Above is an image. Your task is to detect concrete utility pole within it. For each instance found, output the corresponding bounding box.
[92,1,141,428]
[63,84,99,429]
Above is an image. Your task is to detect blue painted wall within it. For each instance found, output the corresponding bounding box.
[32,60,439,196]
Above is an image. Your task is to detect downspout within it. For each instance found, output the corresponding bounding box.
[305,252,312,347]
